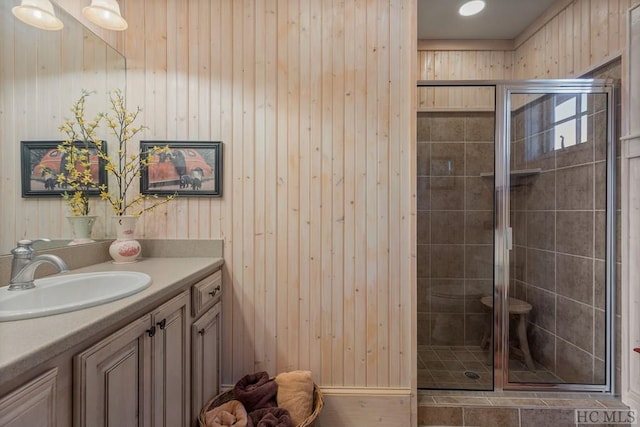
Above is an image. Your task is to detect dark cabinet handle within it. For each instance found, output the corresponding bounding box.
[157,319,167,330]
[634,348,640,354]
[198,329,206,336]
[209,285,221,297]
[147,326,156,337]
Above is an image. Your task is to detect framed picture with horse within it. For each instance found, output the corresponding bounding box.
[20,140,108,198]
[140,141,223,197]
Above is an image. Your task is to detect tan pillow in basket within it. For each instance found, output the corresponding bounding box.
[275,370,314,426]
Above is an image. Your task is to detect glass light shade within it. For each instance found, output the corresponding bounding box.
[459,0,486,17]
[12,0,64,31]
[82,0,128,31]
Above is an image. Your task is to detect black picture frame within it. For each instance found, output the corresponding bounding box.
[20,140,108,198]
[140,141,223,197]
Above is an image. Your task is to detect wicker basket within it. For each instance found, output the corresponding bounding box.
[198,381,323,427]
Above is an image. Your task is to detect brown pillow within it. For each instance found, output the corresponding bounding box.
[274,370,314,426]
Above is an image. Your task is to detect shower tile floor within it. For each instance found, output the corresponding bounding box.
[418,345,563,390]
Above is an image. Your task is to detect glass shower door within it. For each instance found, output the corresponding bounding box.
[504,86,613,388]
[416,85,496,390]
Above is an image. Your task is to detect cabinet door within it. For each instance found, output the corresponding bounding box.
[0,368,57,427]
[74,315,153,427]
[191,302,221,426]
[151,290,190,427]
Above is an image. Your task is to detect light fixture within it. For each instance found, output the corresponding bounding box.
[82,0,128,31]
[12,0,64,31]
[459,0,486,17]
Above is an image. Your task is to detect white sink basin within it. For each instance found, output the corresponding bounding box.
[0,271,152,321]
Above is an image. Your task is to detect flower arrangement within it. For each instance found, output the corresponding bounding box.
[99,89,175,216]
[57,91,102,216]
[58,89,175,217]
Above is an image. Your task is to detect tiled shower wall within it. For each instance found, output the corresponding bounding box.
[417,112,495,347]
[510,60,621,385]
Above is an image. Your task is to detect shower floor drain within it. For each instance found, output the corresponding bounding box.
[464,371,480,380]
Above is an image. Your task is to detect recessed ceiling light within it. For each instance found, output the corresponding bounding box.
[459,0,486,17]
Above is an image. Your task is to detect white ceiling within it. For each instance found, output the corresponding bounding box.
[418,0,559,40]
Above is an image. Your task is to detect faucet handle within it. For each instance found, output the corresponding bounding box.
[12,239,52,257]
[17,238,51,246]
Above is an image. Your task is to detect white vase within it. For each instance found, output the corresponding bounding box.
[67,215,97,245]
[109,215,142,263]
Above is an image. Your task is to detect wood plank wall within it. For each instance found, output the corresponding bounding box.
[416,50,513,110]
[417,0,640,111]
[512,0,639,79]
[117,0,417,391]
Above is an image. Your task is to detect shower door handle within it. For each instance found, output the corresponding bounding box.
[506,227,513,250]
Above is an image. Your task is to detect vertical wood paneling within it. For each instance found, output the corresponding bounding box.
[376,0,390,386]
[297,0,311,373]
[342,0,357,386]
[320,0,334,384]
[275,0,289,377]
[388,0,404,386]
[592,0,610,63]
[308,0,324,384]
[263,0,279,376]
[416,50,513,110]
[286,0,300,374]
[581,0,591,71]
[242,0,257,376]
[231,0,248,381]
[253,0,268,374]
[331,0,346,385]
[511,0,633,80]
[365,0,379,386]
[353,0,369,386]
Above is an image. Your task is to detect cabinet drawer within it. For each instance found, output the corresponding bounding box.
[191,270,222,317]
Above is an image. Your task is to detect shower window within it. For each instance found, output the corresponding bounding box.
[553,94,589,150]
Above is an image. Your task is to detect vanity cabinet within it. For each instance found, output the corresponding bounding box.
[74,290,190,427]
[191,302,221,424]
[0,262,223,427]
[190,270,222,426]
[0,368,58,427]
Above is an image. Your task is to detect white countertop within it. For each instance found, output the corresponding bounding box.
[0,256,223,383]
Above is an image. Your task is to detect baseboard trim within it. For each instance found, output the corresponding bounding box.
[219,385,413,426]
[318,387,412,426]
[320,386,411,396]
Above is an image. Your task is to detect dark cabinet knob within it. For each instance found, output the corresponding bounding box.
[157,319,167,330]
[209,285,221,297]
[147,326,156,337]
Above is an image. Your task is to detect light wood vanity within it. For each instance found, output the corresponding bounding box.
[0,256,223,427]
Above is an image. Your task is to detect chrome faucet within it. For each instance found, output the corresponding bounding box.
[9,239,69,291]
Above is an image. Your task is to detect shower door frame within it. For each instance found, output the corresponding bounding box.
[417,79,616,393]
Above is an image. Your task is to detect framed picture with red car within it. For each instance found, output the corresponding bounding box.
[20,140,108,198]
[140,141,223,197]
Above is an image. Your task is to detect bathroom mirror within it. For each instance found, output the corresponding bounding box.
[0,1,126,254]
